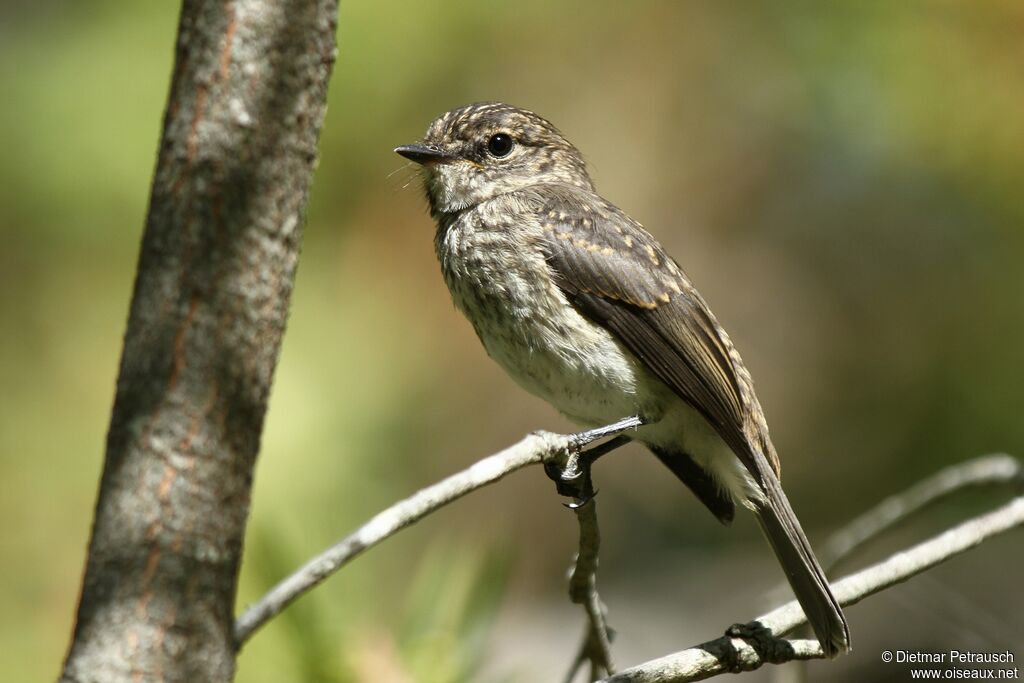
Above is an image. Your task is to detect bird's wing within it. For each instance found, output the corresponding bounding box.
[535,186,780,480]
[534,188,850,655]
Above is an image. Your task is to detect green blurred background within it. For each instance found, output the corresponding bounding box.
[2,1,1022,681]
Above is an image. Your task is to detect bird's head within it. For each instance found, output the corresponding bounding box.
[395,102,593,216]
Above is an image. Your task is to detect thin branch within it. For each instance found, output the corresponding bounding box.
[601,496,1024,682]
[234,417,643,646]
[545,424,639,681]
[238,420,1021,682]
[607,637,827,683]
[234,431,552,645]
[563,498,616,682]
[764,454,1022,669]
[819,453,1022,569]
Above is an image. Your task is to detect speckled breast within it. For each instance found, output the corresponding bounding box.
[434,201,650,426]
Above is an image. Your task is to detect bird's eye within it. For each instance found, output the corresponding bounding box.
[486,133,514,158]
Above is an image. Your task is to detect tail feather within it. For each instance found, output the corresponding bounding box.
[649,444,850,656]
[648,446,735,524]
[754,474,850,657]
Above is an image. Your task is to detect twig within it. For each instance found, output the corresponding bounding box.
[601,495,1024,682]
[234,417,643,647]
[819,453,1022,569]
[545,421,641,681]
[234,431,553,645]
[770,455,1022,683]
[563,498,616,682]
[237,420,1021,682]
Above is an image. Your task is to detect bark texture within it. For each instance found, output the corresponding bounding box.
[61,0,337,680]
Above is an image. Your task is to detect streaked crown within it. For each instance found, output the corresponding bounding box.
[398,102,594,215]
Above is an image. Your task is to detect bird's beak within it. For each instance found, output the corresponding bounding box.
[394,143,456,165]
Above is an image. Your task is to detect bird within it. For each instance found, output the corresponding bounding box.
[395,101,850,657]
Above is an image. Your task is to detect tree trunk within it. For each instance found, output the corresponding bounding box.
[61,0,337,680]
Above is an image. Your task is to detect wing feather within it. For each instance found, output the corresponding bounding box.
[535,185,780,479]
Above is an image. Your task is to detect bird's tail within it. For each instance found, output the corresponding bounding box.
[753,472,850,657]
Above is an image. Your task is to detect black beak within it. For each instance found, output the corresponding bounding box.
[394,143,456,165]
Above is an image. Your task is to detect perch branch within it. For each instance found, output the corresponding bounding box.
[234,417,643,646]
[562,497,616,682]
[818,453,1022,569]
[601,495,1024,682]
[543,424,640,681]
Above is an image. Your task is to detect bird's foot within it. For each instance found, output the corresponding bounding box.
[545,416,642,503]
[725,621,794,666]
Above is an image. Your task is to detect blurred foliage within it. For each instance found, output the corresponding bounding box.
[2,1,1022,681]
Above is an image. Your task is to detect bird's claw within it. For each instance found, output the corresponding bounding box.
[564,488,599,509]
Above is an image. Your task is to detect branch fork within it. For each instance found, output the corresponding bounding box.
[540,416,644,681]
[232,415,1022,683]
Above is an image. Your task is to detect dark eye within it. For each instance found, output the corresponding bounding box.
[487,133,514,157]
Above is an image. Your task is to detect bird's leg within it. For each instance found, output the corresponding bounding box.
[571,414,644,449]
[579,434,632,468]
[543,416,643,503]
